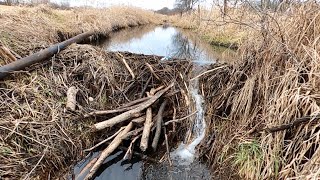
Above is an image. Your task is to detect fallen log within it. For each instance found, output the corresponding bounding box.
[152,99,168,151]
[92,83,174,131]
[0,31,95,79]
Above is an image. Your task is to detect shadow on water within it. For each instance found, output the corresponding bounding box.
[74,151,143,180]
[72,25,236,180]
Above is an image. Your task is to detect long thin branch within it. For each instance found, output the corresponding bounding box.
[92,83,174,131]
[258,115,320,133]
[152,99,168,151]
[85,122,133,180]
[84,127,125,152]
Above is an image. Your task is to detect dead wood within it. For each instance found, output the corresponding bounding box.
[164,111,197,125]
[140,89,156,151]
[84,97,151,118]
[84,127,125,152]
[0,31,95,79]
[152,99,168,151]
[66,86,78,111]
[92,83,174,131]
[76,155,99,180]
[140,76,152,98]
[0,44,17,63]
[256,115,320,133]
[85,122,133,180]
[117,52,135,79]
[164,127,172,166]
[146,62,160,80]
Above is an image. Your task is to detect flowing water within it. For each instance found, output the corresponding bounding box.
[72,25,235,180]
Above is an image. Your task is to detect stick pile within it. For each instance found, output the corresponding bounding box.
[0,44,192,179]
[69,50,192,179]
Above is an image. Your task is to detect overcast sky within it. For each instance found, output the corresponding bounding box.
[49,0,174,10]
[49,0,211,10]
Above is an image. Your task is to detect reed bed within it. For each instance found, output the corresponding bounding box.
[200,2,320,179]
[170,7,256,49]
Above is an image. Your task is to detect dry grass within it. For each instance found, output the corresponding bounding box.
[170,7,256,49]
[0,4,186,179]
[0,4,163,61]
[199,2,320,179]
[0,43,192,179]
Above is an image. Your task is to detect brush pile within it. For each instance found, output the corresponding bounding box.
[200,2,320,179]
[0,44,192,179]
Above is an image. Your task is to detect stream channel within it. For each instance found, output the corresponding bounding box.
[72,25,235,180]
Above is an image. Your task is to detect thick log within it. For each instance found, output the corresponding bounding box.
[152,99,168,151]
[0,31,95,79]
[92,83,174,131]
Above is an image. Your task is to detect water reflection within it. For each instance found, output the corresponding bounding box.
[74,151,143,180]
[104,26,236,65]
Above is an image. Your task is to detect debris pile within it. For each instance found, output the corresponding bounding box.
[0,44,193,179]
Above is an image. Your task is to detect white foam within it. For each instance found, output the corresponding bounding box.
[170,78,206,166]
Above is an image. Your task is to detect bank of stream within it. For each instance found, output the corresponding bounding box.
[71,25,236,180]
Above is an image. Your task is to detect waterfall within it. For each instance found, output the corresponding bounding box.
[170,78,206,166]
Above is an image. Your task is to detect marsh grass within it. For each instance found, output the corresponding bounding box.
[199,2,320,179]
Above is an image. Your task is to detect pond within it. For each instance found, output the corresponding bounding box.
[72,25,235,180]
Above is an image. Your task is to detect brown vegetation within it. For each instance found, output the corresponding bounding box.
[0,5,162,61]
[194,2,320,179]
[0,5,182,179]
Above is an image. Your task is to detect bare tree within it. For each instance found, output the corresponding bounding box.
[175,0,200,11]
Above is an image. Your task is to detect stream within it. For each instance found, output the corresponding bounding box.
[72,25,235,180]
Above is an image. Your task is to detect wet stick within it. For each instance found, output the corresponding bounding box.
[85,122,133,180]
[92,83,174,131]
[152,99,168,151]
[140,89,156,151]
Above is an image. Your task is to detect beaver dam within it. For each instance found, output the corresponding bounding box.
[0,24,231,179]
[2,3,320,180]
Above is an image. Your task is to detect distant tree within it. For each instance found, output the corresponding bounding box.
[175,0,200,11]
[30,0,50,4]
[156,7,171,15]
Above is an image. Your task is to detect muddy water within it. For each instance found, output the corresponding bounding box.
[72,26,234,180]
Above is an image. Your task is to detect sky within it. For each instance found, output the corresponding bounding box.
[49,0,212,10]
